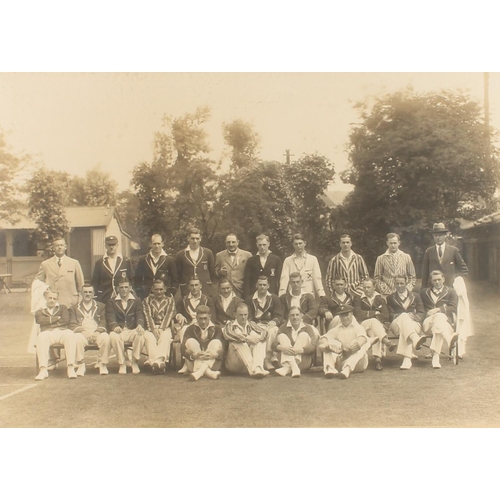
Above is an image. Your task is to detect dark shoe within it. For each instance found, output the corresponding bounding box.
[415,335,428,351]
[374,357,383,371]
[158,362,166,374]
[152,362,160,374]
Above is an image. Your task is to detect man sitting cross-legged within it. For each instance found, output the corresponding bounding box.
[420,270,459,369]
[107,279,157,375]
[180,305,225,381]
[386,275,428,370]
[35,288,81,380]
[353,278,395,371]
[69,283,111,376]
[223,303,269,379]
[271,307,318,378]
[318,276,354,331]
[318,304,374,380]
[143,280,176,374]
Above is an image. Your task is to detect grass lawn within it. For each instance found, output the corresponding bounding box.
[0,281,499,428]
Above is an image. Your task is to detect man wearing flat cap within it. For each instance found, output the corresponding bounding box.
[421,223,468,289]
[91,235,135,303]
[318,304,374,380]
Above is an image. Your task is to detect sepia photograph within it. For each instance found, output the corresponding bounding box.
[1,72,499,429]
[1,3,499,498]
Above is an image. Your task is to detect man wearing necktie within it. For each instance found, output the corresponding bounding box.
[35,237,85,307]
[91,235,135,303]
[421,223,468,289]
[215,233,252,298]
[420,270,459,369]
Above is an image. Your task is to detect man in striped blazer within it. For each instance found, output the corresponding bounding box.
[143,280,176,374]
[374,233,416,296]
[325,234,369,299]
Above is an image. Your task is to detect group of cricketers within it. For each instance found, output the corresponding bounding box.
[32,221,470,381]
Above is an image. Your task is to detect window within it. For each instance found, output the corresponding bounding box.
[13,230,38,257]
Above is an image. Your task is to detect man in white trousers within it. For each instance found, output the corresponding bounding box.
[386,275,428,370]
[318,305,373,379]
[34,288,80,380]
[223,303,269,378]
[142,280,176,374]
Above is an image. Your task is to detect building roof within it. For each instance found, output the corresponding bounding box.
[0,206,130,237]
[469,210,500,228]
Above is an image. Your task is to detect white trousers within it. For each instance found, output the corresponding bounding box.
[154,328,173,362]
[389,313,422,358]
[323,342,369,373]
[37,329,78,368]
[423,313,454,354]
[225,340,267,374]
[184,338,223,373]
[276,331,312,371]
[109,329,157,365]
[361,318,387,357]
[75,331,111,364]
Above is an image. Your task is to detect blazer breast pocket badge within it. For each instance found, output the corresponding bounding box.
[270,269,275,276]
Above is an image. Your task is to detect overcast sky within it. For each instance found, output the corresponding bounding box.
[1,72,498,191]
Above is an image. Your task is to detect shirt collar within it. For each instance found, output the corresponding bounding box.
[106,253,123,259]
[287,320,306,330]
[360,291,380,300]
[384,249,402,256]
[150,250,167,259]
[115,293,134,302]
[253,291,271,300]
[292,252,308,259]
[187,293,202,300]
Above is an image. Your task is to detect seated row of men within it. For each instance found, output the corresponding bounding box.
[34,268,458,381]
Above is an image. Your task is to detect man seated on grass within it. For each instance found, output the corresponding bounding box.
[318,304,373,380]
[318,276,354,331]
[35,288,81,380]
[107,278,157,375]
[271,307,318,378]
[180,305,225,381]
[420,270,459,369]
[353,278,395,371]
[143,280,176,374]
[223,303,269,379]
[386,275,428,370]
[69,283,111,376]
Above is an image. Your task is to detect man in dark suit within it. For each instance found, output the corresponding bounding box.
[134,233,178,299]
[35,237,85,307]
[421,270,459,369]
[91,235,135,304]
[107,278,156,375]
[318,276,354,331]
[421,222,468,289]
[243,234,282,299]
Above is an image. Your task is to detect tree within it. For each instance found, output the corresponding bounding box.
[338,88,500,271]
[0,130,28,223]
[69,166,118,206]
[222,119,260,170]
[27,168,69,251]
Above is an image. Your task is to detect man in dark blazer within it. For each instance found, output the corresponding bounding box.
[135,233,178,299]
[353,278,394,371]
[213,278,244,325]
[420,270,459,369]
[243,234,282,299]
[280,272,318,325]
[106,278,156,375]
[175,227,215,297]
[318,276,354,331]
[91,235,135,304]
[36,237,85,307]
[387,275,427,370]
[421,223,468,289]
